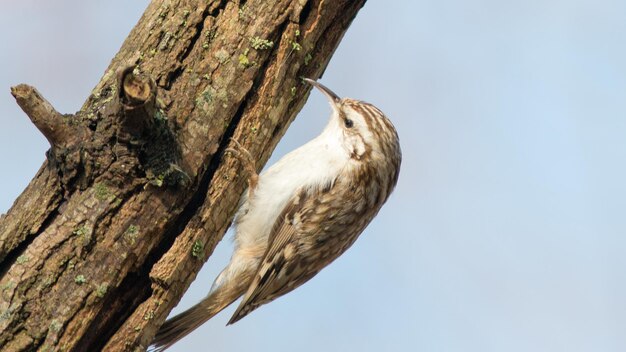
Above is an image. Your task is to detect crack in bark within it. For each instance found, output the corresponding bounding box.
[146,94,252,292]
[165,1,229,90]
[75,271,151,351]
[0,203,59,277]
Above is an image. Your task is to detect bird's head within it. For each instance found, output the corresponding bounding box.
[303,78,401,167]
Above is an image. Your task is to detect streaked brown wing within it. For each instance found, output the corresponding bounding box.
[229,180,362,324]
[228,187,314,324]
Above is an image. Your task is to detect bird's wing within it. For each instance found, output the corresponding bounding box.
[228,182,351,324]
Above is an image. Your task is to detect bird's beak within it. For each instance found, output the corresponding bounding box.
[303,78,341,104]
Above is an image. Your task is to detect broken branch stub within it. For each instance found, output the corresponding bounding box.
[117,67,157,141]
[10,84,69,148]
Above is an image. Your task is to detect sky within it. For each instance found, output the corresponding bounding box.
[1,1,625,351]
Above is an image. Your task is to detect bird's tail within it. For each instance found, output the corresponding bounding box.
[149,267,251,351]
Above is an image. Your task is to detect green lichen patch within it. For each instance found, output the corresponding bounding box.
[73,224,93,246]
[74,275,87,285]
[112,197,123,208]
[158,5,170,19]
[192,240,204,259]
[49,319,62,333]
[205,28,217,40]
[196,86,215,108]
[146,163,189,188]
[126,224,139,236]
[94,183,112,201]
[143,310,155,321]
[41,275,54,289]
[125,225,139,245]
[0,308,12,321]
[73,225,91,238]
[250,37,274,50]
[151,174,165,187]
[215,49,230,64]
[238,48,252,67]
[16,255,29,264]
[0,312,10,322]
[154,108,167,122]
[1,280,15,292]
[238,54,249,66]
[238,4,248,18]
[159,31,174,51]
[96,283,109,298]
[291,42,302,51]
[304,53,313,66]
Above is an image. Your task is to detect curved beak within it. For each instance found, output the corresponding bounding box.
[303,78,341,104]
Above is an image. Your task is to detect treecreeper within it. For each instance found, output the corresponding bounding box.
[150,78,402,351]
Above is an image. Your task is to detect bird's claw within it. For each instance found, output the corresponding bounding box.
[226,138,259,193]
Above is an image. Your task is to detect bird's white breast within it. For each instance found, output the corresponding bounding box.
[234,128,350,251]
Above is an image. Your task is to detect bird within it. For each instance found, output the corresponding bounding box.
[149,78,402,351]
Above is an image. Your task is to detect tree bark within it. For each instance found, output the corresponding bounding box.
[0,0,366,351]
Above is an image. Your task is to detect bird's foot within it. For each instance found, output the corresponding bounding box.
[226,138,259,194]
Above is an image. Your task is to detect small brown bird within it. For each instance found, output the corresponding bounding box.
[150,78,401,351]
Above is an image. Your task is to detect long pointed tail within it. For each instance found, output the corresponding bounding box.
[149,270,250,351]
[149,298,219,352]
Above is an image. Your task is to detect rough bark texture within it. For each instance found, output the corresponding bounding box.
[0,0,366,351]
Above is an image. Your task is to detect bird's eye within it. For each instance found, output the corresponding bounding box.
[344,118,354,128]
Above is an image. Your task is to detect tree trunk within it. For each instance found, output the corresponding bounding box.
[0,0,366,350]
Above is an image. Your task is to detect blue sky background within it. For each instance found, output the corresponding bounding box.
[1,1,625,351]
